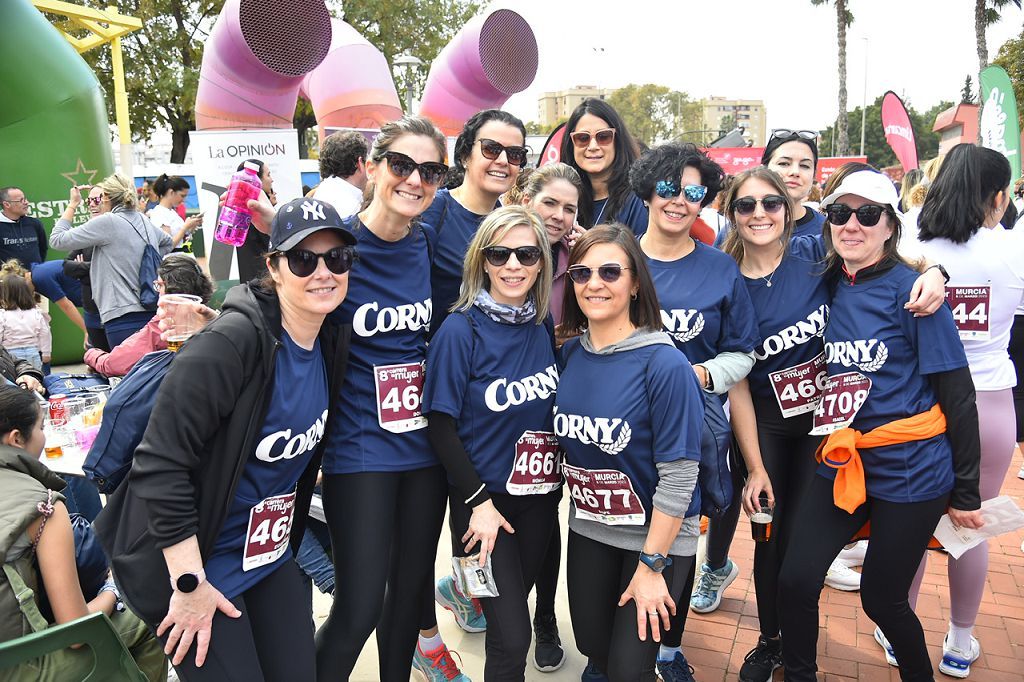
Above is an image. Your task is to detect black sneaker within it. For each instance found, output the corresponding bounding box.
[739,635,783,682]
[657,651,696,682]
[532,613,566,672]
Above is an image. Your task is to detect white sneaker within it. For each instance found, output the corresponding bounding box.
[873,626,898,667]
[939,633,980,678]
[824,558,861,591]
[837,540,867,567]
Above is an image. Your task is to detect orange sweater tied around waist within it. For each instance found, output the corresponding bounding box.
[815,404,947,514]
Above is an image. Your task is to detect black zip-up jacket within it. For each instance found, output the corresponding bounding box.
[95,282,350,623]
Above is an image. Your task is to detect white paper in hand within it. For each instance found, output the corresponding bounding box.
[933,496,1024,559]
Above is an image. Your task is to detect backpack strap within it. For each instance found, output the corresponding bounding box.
[115,212,154,248]
[3,562,48,633]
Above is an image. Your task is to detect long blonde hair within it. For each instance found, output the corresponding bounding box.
[452,205,552,323]
[96,173,138,211]
[907,155,945,209]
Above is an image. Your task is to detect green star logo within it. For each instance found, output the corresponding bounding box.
[61,159,98,187]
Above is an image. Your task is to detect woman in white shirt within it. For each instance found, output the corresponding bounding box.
[901,143,1022,679]
[149,174,202,254]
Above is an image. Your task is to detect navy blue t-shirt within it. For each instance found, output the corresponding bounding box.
[323,221,435,474]
[793,207,826,239]
[423,306,558,495]
[745,236,831,404]
[592,193,649,236]
[819,263,968,503]
[420,189,490,336]
[554,339,703,526]
[648,240,759,365]
[30,260,82,307]
[205,332,328,599]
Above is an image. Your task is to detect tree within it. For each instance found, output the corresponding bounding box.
[962,75,977,104]
[975,0,1014,140]
[607,84,701,147]
[46,1,221,163]
[993,28,1024,132]
[812,0,854,155]
[332,0,482,112]
[818,95,951,168]
[718,115,737,134]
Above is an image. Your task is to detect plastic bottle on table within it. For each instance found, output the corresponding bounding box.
[215,161,263,247]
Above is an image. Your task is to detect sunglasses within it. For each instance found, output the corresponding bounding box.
[569,128,616,148]
[655,180,707,203]
[567,263,631,284]
[477,139,530,167]
[733,195,787,216]
[382,151,448,187]
[825,203,886,227]
[770,129,818,142]
[282,246,357,277]
[482,245,542,267]
[87,196,104,206]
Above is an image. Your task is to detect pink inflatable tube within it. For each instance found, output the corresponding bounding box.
[419,8,538,137]
[300,19,403,136]
[194,0,332,130]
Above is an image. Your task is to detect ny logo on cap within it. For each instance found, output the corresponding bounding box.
[301,201,326,222]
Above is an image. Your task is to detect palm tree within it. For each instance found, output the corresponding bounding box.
[812,0,854,156]
[975,0,1013,141]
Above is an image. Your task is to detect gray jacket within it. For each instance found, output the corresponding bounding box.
[50,208,172,323]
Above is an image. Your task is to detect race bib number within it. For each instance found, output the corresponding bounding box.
[374,362,426,433]
[243,490,296,572]
[769,352,827,418]
[506,431,562,496]
[945,285,990,340]
[810,372,872,436]
[562,463,644,526]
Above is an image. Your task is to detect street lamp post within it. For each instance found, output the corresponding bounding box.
[393,53,423,113]
[861,37,868,157]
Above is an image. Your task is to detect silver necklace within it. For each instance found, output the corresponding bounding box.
[762,268,777,287]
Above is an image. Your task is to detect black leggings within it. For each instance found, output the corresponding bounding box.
[534,519,561,618]
[1008,314,1024,441]
[568,531,695,682]
[778,475,949,682]
[316,466,447,682]
[449,489,560,681]
[158,559,314,682]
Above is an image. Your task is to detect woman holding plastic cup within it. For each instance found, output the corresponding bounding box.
[95,196,355,682]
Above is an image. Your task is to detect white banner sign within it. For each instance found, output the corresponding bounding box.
[188,129,302,280]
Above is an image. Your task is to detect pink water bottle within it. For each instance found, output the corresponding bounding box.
[215,161,263,247]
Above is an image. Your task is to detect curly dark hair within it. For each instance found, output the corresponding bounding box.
[319,131,369,179]
[447,109,526,189]
[629,142,724,209]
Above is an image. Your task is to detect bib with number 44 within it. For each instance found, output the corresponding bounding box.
[243,490,296,572]
[374,362,426,433]
[811,372,872,436]
[945,285,990,341]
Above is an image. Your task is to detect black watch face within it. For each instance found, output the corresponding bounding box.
[177,573,200,593]
[652,557,667,571]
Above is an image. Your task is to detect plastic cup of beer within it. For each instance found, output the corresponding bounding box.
[161,293,203,352]
[43,417,67,458]
[750,496,773,543]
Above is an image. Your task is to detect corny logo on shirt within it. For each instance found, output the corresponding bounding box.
[753,304,829,361]
[353,298,432,337]
[553,408,632,455]
[824,339,889,373]
[661,309,705,343]
[484,364,559,412]
[255,409,328,462]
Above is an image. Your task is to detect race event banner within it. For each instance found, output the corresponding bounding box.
[189,129,302,281]
[704,147,865,184]
[980,65,1022,182]
[881,91,919,172]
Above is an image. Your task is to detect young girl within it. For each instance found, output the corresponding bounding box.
[0,273,50,370]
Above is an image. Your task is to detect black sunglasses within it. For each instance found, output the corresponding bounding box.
[733,195,787,216]
[382,151,448,186]
[477,139,530,167]
[567,263,631,284]
[283,246,357,277]
[825,203,886,227]
[770,129,818,142]
[482,245,542,267]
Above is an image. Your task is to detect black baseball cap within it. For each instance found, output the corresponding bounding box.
[270,198,356,252]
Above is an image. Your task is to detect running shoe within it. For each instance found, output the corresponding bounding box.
[412,640,471,682]
[689,558,739,613]
[837,540,867,567]
[1018,462,1024,479]
[435,574,487,633]
[739,635,783,682]
[824,557,861,591]
[657,651,696,682]
[581,659,609,681]
[873,626,898,667]
[939,633,980,678]
[532,612,565,672]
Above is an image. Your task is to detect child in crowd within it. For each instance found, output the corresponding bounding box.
[0,272,50,371]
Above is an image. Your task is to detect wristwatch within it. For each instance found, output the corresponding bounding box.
[926,263,950,283]
[170,569,207,593]
[639,551,673,573]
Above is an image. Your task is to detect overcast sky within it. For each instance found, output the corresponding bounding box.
[491,0,1023,132]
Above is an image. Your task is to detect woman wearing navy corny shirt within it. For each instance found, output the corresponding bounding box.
[423,205,559,680]
[314,116,454,681]
[628,142,764,677]
[95,197,355,682]
[778,170,982,682]
[555,224,704,681]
